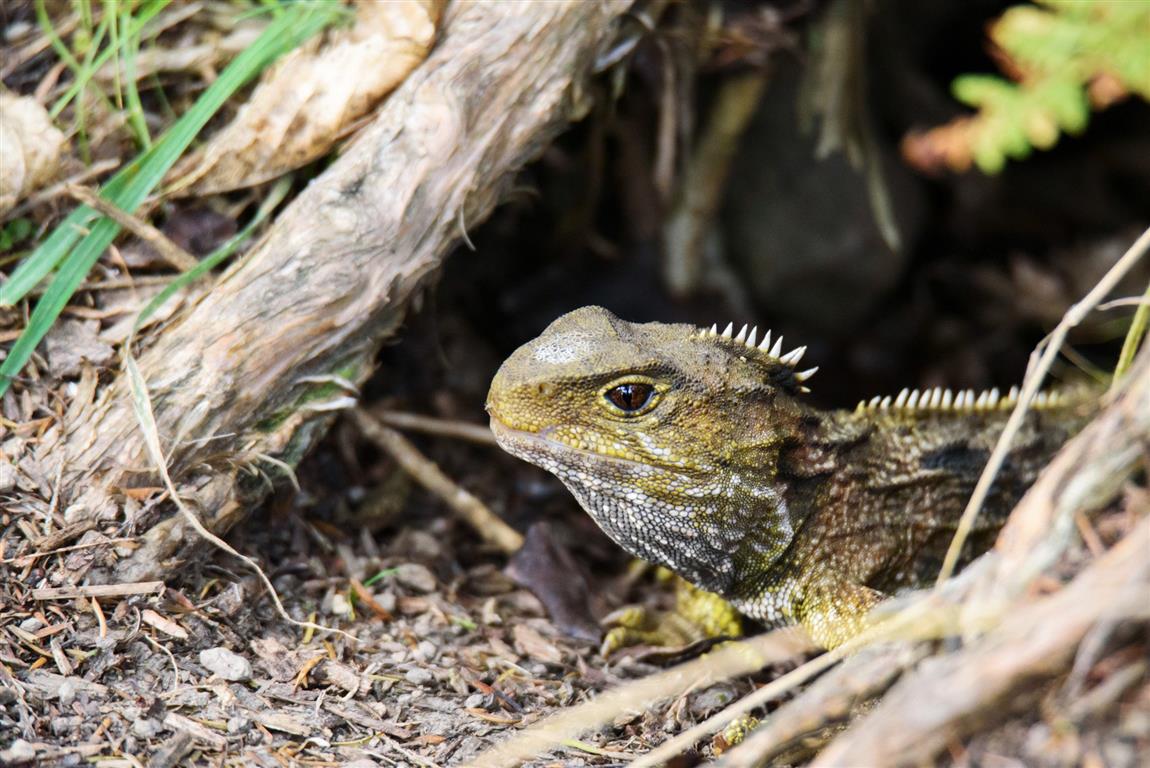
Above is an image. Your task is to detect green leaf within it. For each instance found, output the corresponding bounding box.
[952,75,1013,108]
[0,219,34,251]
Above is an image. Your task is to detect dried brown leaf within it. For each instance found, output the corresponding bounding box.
[900,118,976,175]
[0,92,65,215]
[166,0,444,196]
[512,623,565,665]
[141,608,190,639]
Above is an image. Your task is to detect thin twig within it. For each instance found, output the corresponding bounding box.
[65,183,199,271]
[3,158,120,219]
[462,628,814,768]
[350,408,523,554]
[367,733,445,768]
[935,225,1150,585]
[713,644,929,767]
[633,575,1013,768]
[375,410,497,446]
[1,536,136,564]
[31,581,164,600]
[1096,296,1150,311]
[631,650,843,768]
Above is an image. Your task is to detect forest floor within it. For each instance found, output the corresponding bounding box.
[4,300,1148,767]
[4,2,1150,765]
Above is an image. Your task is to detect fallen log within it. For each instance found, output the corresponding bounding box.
[37,0,633,582]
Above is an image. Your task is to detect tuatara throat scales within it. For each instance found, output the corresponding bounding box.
[486,306,1091,647]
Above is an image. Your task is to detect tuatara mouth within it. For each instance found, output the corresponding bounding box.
[487,417,654,471]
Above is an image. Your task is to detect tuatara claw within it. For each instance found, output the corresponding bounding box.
[599,575,744,656]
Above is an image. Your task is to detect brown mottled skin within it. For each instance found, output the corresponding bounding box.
[486,307,1092,648]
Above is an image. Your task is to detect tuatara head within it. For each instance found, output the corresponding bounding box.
[486,306,816,596]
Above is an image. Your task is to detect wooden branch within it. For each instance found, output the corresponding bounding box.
[34,0,633,580]
[811,515,1150,767]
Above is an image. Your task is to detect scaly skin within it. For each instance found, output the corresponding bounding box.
[486,307,1092,648]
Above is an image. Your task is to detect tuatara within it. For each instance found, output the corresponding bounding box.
[486,306,1091,648]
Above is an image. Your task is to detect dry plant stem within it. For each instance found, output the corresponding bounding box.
[936,224,1150,584]
[350,409,522,554]
[30,580,163,600]
[4,158,120,220]
[375,410,497,446]
[812,515,1150,767]
[712,644,929,768]
[64,184,199,271]
[462,628,814,768]
[663,71,768,296]
[976,338,1150,597]
[630,651,843,768]
[34,0,634,580]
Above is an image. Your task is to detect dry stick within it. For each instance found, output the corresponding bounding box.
[462,628,814,768]
[630,651,844,768]
[4,159,121,220]
[123,354,358,642]
[972,342,1150,600]
[30,581,164,600]
[350,408,523,554]
[65,183,199,271]
[375,410,497,446]
[2,536,137,564]
[936,225,1150,585]
[712,644,930,768]
[813,515,1150,767]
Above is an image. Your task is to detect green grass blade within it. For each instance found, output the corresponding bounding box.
[119,4,152,148]
[0,2,343,396]
[1114,280,1150,382]
[49,0,171,119]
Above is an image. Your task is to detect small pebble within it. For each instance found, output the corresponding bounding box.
[227,716,251,734]
[199,647,252,681]
[0,740,37,763]
[404,530,443,560]
[395,563,436,593]
[405,667,434,686]
[19,617,44,632]
[330,592,351,615]
[57,679,77,706]
[414,640,438,661]
[132,718,162,738]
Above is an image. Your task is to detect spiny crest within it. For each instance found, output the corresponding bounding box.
[693,322,818,393]
[854,385,1072,415]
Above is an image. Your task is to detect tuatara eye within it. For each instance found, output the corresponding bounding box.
[605,382,655,413]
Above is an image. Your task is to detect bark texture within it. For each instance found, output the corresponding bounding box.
[39,0,633,581]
